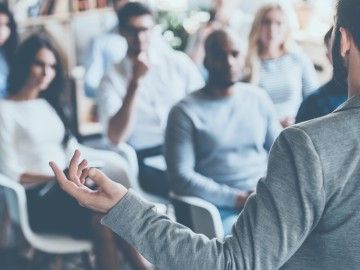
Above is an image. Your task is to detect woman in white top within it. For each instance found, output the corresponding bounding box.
[243,3,319,128]
[0,35,149,270]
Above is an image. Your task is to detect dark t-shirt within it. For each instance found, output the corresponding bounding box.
[296,79,347,123]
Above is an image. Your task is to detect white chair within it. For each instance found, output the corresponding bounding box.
[170,192,224,240]
[0,173,93,269]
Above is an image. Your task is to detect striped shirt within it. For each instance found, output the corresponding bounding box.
[258,50,319,119]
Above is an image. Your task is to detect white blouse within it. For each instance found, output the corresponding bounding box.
[0,99,76,181]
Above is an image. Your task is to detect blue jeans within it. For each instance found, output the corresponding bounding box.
[218,208,240,236]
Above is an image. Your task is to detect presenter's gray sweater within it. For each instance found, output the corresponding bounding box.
[102,91,360,269]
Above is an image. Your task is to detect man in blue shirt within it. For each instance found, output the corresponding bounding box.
[296,27,347,123]
[84,0,128,97]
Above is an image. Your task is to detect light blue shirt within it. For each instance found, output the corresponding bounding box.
[0,50,9,98]
[258,50,319,119]
[85,28,173,98]
[165,83,282,208]
[84,29,127,97]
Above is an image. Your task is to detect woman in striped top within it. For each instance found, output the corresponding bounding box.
[243,3,319,127]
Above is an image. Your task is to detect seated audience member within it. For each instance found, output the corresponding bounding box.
[0,3,18,98]
[244,3,319,128]
[97,2,204,197]
[296,27,347,123]
[50,2,360,268]
[165,29,281,235]
[84,0,170,97]
[0,35,150,270]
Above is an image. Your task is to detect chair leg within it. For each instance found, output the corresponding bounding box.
[81,252,93,270]
[0,206,10,247]
[28,249,53,270]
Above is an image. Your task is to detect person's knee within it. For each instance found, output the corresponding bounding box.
[101,152,132,188]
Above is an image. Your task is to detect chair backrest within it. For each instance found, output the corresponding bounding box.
[116,144,170,205]
[0,173,93,254]
[0,174,34,243]
[116,143,139,179]
[170,192,224,240]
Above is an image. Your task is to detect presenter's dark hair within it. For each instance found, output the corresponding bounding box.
[335,0,360,49]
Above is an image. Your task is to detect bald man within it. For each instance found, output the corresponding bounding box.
[164,29,281,235]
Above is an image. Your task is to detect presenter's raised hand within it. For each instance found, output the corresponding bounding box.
[49,150,128,213]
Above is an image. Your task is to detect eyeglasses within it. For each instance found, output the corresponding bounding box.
[122,25,151,36]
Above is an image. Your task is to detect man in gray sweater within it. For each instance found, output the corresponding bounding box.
[50,1,360,268]
[164,29,281,234]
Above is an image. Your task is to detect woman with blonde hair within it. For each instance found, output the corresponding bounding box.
[244,3,318,127]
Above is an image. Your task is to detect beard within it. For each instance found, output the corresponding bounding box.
[211,78,235,89]
[207,70,239,89]
[332,27,348,88]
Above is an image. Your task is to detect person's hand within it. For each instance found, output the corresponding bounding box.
[280,117,295,128]
[49,150,128,213]
[131,52,149,82]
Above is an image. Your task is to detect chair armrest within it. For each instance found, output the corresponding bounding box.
[169,192,224,239]
[0,173,28,230]
[116,143,139,179]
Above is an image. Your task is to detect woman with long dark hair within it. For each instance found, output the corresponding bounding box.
[0,3,18,98]
[0,34,149,270]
